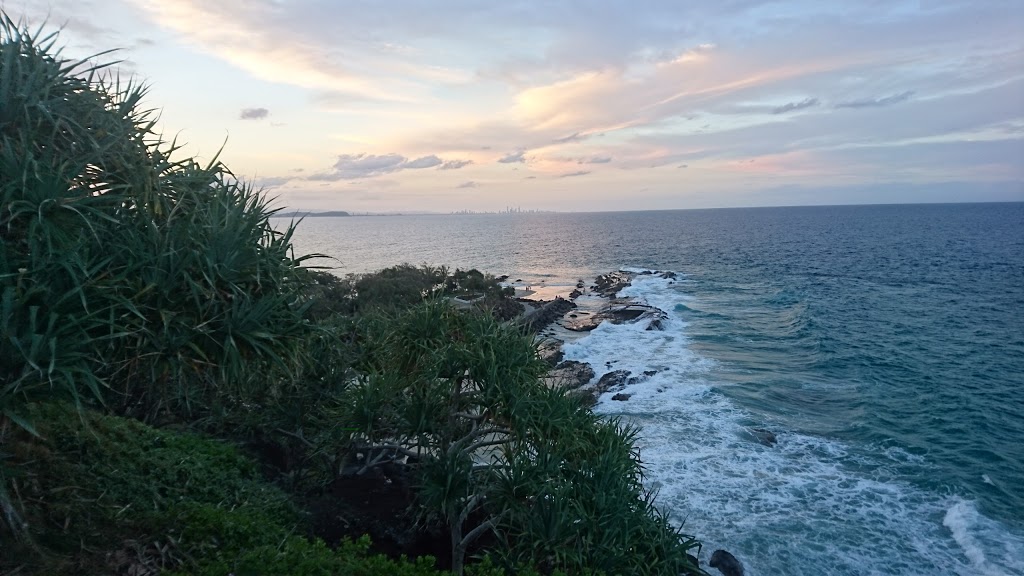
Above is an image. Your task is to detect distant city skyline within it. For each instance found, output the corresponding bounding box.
[10,0,1024,212]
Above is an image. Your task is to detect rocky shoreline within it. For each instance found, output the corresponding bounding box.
[510,269,751,576]
[513,270,676,407]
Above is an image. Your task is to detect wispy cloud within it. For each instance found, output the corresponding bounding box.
[498,151,526,164]
[92,0,1024,210]
[439,159,474,170]
[310,153,472,180]
[837,91,914,109]
[240,107,269,120]
[403,155,443,169]
[772,98,819,114]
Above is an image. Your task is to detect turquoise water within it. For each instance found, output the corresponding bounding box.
[284,203,1024,575]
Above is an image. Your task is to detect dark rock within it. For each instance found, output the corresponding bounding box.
[593,271,632,297]
[497,275,509,282]
[750,428,777,447]
[522,297,576,333]
[626,375,641,386]
[709,549,744,576]
[564,304,664,332]
[576,280,585,288]
[659,271,678,280]
[595,370,631,394]
[548,360,595,389]
[681,553,701,575]
[514,279,522,282]
[646,318,664,331]
[491,297,525,321]
[537,341,564,366]
[574,389,598,407]
[611,393,631,401]
[643,370,658,377]
[639,270,653,275]
[569,288,583,299]
[569,313,578,318]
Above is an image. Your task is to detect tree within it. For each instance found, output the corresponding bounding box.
[330,300,702,575]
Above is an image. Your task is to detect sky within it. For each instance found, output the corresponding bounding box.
[9,0,1024,212]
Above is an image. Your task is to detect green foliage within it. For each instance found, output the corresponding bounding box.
[301,264,520,319]
[0,13,316,430]
[330,300,702,575]
[0,14,704,576]
[172,533,449,576]
[354,263,449,311]
[2,402,295,573]
[2,403,464,576]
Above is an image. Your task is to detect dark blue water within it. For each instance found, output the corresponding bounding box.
[284,203,1024,575]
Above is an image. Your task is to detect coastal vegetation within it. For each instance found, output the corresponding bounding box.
[0,14,703,575]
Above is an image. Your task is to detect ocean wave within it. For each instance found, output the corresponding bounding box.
[561,271,1024,575]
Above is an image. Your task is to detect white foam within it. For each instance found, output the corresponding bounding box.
[944,499,1024,576]
[560,270,1024,575]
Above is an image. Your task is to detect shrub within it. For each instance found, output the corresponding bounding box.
[328,300,702,575]
[1,402,296,573]
[0,13,317,431]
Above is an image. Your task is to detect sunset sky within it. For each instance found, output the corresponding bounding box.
[11,0,1024,212]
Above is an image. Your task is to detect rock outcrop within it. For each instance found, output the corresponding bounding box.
[591,271,632,297]
[749,428,778,447]
[545,360,595,390]
[709,549,744,576]
[522,297,576,332]
[595,369,631,394]
[564,304,666,332]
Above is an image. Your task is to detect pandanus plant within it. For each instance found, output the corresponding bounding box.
[1,12,320,533]
[333,299,705,575]
[0,13,318,425]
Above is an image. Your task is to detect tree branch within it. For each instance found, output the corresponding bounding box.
[274,427,315,450]
[460,514,502,549]
[465,436,511,454]
[452,411,486,421]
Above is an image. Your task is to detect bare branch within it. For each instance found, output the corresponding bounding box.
[452,411,486,421]
[274,427,316,450]
[457,493,483,527]
[460,514,503,549]
[465,436,512,454]
[355,442,426,460]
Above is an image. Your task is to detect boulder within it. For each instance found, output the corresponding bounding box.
[595,370,631,394]
[659,271,678,280]
[593,271,632,297]
[646,318,664,331]
[537,341,564,367]
[547,360,595,390]
[611,393,631,401]
[750,428,778,447]
[569,288,583,299]
[709,550,744,576]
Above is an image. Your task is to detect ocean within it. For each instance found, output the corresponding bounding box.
[282,203,1024,575]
